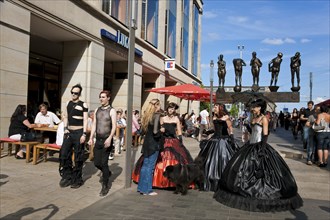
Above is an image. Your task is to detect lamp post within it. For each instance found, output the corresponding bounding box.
[237,45,244,114]
[238,45,244,59]
[125,0,137,189]
[210,60,214,120]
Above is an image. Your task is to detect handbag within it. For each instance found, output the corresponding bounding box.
[20,131,37,142]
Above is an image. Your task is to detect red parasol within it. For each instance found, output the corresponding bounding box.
[147,84,212,101]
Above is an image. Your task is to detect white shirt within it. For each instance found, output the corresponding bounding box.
[34,111,61,127]
[200,109,209,125]
[56,122,64,145]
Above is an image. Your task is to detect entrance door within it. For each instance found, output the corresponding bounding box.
[28,55,61,122]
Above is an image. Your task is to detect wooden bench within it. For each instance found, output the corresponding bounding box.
[0,138,19,157]
[0,138,39,162]
[32,143,74,165]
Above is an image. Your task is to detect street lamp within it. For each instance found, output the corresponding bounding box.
[238,45,244,59]
[210,60,214,120]
[237,45,244,114]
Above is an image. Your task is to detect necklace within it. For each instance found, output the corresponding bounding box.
[101,104,110,109]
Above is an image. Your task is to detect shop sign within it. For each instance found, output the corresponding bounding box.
[100,29,143,57]
[165,59,175,71]
[116,30,129,49]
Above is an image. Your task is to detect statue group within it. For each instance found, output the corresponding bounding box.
[217,52,301,92]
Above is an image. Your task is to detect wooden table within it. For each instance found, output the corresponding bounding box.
[33,127,57,132]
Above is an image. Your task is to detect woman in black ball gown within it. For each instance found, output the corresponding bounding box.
[198,103,239,191]
[214,99,303,212]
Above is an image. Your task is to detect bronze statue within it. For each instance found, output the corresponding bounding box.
[233,58,246,87]
[217,54,226,87]
[290,52,301,88]
[268,52,283,87]
[250,51,262,86]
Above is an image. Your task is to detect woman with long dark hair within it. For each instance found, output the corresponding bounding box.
[214,99,303,212]
[198,103,239,191]
[290,108,300,140]
[8,104,36,159]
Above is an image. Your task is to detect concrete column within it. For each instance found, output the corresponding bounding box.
[61,41,105,112]
[0,1,30,137]
[111,61,142,111]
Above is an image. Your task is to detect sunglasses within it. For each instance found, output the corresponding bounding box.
[71,92,79,95]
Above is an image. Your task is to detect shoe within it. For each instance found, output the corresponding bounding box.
[15,155,25,160]
[306,161,313,165]
[108,153,114,160]
[71,181,83,189]
[142,192,158,196]
[99,183,109,197]
[59,178,71,188]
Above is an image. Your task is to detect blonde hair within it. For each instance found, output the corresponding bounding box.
[141,99,160,132]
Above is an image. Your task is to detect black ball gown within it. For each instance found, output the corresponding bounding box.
[214,120,303,212]
[198,119,240,191]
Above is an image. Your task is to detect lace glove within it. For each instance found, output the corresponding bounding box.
[230,134,235,142]
[178,135,183,144]
[262,134,268,144]
[245,124,252,133]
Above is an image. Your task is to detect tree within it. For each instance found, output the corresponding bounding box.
[229,104,239,118]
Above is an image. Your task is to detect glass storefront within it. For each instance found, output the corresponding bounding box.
[28,54,61,121]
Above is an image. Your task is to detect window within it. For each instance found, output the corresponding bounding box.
[165,0,177,58]
[181,0,189,68]
[192,4,199,76]
[141,0,159,47]
[102,0,131,26]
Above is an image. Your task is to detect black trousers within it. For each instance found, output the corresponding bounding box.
[59,129,84,184]
[94,137,113,184]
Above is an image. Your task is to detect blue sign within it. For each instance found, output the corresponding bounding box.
[100,29,143,57]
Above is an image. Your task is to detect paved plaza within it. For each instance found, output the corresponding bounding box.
[1,127,329,220]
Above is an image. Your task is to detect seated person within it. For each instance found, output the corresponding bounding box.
[8,104,36,159]
[34,103,60,143]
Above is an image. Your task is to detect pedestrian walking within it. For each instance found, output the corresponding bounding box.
[59,84,88,189]
[88,90,116,196]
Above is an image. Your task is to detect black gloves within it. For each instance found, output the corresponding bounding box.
[178,135,183,144]
[245,124,252,134]
[230,134,235,142]
[262,134,268,144]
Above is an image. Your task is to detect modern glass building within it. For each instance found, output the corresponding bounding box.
[0,0,203,137]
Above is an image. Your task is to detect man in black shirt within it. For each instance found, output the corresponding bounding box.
[300,101,315,164]
[88,90,116,196]
[59,84,88,188]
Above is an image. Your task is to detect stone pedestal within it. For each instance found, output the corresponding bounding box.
[217,87,225,93]
[269,86,279,92]
[251,84,260,92]
[291,86,300,92]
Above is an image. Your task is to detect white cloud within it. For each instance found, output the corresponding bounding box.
[261,38,285,45]
[203,11,218,19]
[207,32,221,41]
[314,97,327,105]
[301,38,311,43]
[284,38,296,43]
[261,37,296,45]
[227,16,248,24]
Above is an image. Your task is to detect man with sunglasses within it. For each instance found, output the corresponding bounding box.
[88,90,116,196]
[59,84,88,189]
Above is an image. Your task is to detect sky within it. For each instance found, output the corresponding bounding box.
[200,0,330,112]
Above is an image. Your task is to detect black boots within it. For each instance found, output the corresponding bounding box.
[100,182,109,197]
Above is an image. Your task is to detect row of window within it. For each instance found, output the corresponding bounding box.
[102,0,200,76]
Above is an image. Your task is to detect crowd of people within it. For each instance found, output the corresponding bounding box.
[7,83,329,211]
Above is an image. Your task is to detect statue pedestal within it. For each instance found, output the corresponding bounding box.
[217,87,225,93]
[269,86,279,92]
[291,86,300,92]
[251,84,260,92]
[234,86,241,92]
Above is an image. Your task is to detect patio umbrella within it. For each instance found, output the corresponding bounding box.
[147,84,211,101]
[231,90,277,112]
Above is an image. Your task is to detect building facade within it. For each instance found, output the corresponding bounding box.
[0,0,203,137]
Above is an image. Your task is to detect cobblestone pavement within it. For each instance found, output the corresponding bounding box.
[1,127,329,220]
